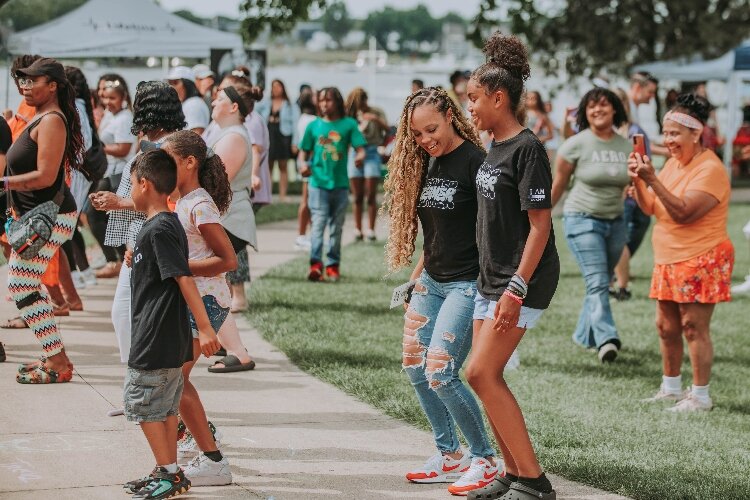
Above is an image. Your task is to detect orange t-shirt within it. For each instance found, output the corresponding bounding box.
[651,150,730,265]
[8,101,36,141]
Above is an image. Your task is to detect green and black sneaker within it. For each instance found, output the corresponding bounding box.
[131,467,190,499]
[124,467,158,494]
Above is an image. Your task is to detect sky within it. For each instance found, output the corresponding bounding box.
[158,0,483,19]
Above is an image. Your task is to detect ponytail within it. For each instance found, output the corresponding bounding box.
[163,130,233,214]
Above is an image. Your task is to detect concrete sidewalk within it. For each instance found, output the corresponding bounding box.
[0,218,628,500]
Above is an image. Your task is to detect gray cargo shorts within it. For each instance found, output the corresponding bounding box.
[124,367,184,423]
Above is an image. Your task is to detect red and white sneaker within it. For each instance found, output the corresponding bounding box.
[406,452,471,483]
[448,457,498,496]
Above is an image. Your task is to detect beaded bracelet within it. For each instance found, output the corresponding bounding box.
[510,274,528,294]
[503,289,523,305]
[506,283,527,299]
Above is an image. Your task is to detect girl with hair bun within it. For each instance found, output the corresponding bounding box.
[384,87,498,496]
[464,32,559,500]
[629,93,732,412]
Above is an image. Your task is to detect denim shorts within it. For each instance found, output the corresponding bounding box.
[472,292,545,330]
[124,367,183,423]
[347,145,382,179]
[189,295,230,339]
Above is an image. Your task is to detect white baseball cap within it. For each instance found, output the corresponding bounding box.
[192,64,215,80]
[167,66,194,81]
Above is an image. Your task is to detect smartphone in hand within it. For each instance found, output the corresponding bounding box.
[632,134,646,157]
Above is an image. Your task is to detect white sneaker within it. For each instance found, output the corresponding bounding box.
[82,267,97,286]
[731,275,750,294]
[448,457,498,495]
[667,391,713,412]
[294,235,311,251]
[183,453,232,486]
[364,229,377,242]
[72,271,86,290]
[597,342,618,363]
[642,386,687,403]
[405,452,471,483]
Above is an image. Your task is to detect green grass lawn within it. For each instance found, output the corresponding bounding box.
[250,206,750,500]
[254,202,300,226]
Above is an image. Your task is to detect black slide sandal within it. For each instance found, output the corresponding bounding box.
[208,355,256,373]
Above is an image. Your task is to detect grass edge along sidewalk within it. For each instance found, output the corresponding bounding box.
[246,204,750,500]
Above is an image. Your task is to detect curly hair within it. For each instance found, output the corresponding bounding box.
[471,31,530,110]
[162,130,232,214]
[575,87,628,130]
[345,87,368,118]
[382,87,485,273]
[131,81,186,135]
[671,93,710,124]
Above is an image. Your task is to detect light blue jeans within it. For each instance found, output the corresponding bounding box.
[403,270,495,459]
[564,213,627,349]
[308,187,349,266]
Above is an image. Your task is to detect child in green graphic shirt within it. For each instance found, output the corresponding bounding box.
[298,87,366,282]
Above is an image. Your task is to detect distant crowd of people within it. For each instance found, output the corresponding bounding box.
[0,27,746,500]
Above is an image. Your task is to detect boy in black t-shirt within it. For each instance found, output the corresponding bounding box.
[123,150,220,500]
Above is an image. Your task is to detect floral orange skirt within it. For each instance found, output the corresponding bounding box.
[650,239,734,303]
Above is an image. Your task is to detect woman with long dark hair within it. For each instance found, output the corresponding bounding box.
[5,57,85,383]
[168,66,210,135]
[258,79,300,201]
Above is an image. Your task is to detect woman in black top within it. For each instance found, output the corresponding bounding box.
[464,33,559,500]
[4,57,84,384]
[384,87,498,496]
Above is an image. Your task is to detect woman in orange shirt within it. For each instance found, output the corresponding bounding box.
[629,93,733,412]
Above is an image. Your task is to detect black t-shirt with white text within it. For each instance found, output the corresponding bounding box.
[476,129,559,308]
[417,140,485,282]
[129,212,193,370]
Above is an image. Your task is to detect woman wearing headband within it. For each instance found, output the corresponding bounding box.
[206,84,258,313]
[629,93,732,412]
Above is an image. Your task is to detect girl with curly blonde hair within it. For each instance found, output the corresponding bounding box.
[383,87,499,496]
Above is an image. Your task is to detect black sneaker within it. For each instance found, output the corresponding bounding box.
[0,343,6,363]
[124,467,157,494]
[132,467,190,499]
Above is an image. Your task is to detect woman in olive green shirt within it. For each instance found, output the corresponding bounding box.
[551,88,631,363]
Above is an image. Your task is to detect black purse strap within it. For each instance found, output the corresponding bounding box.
[6,111,68,215]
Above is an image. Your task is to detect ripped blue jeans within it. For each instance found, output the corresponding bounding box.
[403,270,495,459]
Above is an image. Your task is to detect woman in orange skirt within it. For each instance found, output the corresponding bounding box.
[629,93,733,412]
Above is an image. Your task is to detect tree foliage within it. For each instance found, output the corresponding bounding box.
[470,0,750,78]
[0,0,86,32]
[240,0,327,44]
[320,0,353,48]
[364,5,441,53]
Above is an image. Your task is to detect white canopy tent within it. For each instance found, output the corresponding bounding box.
[635,42,750,171]
[6,0,243,58]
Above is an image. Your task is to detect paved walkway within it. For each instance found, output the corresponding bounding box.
[0,218,629,499]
